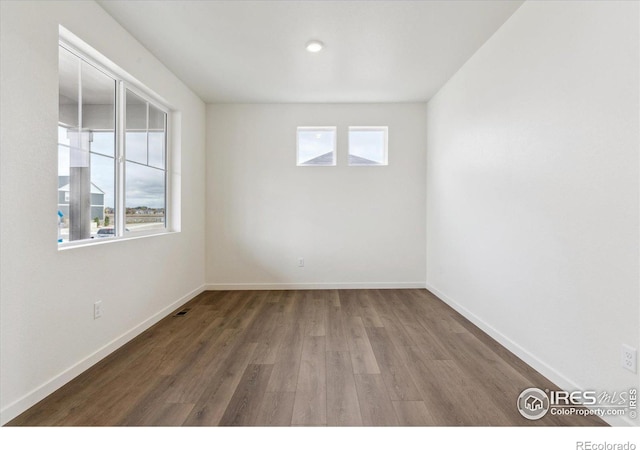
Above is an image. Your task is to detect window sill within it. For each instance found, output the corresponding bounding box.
[57,229,177,251]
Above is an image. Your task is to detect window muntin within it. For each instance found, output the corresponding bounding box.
[348,126,388,166]
[296,127,336,166]
[58,41,169,246]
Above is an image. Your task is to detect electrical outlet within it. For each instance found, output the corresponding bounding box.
[94,301,103,320]
[622,344,637,373]
[298,257,304,267]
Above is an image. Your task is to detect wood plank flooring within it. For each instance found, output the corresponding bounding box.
[7,289,606,426]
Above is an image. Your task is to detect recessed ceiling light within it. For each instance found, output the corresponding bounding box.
[305,40,324,53]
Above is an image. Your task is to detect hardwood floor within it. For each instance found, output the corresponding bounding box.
[7,289,606,426]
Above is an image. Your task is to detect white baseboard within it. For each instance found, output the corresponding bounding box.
[425,283,636,427]
[0,284,206,426]
[205,281,427,290]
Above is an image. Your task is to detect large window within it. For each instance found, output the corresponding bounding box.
[58,42,169,245]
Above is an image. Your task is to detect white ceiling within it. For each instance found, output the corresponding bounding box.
[97,0,523,103]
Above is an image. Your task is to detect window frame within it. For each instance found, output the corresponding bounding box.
[348,126,389,167]
[122,86,169,239]
[296,126,337,167]
[58,37,172,249]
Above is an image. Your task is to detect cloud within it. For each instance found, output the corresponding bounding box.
[125,162,165,208]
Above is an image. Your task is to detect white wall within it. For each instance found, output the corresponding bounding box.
[426,1,639,426]
[206,103,426,289]
[0,1,206,424]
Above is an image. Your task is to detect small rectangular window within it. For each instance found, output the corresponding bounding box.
[297,127,336,166]
[348,126,388,166]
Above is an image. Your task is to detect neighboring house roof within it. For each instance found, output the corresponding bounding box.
[302,151,334,165]
[302,152,380,165]
[348,154,379,165]
[58,183,105,195]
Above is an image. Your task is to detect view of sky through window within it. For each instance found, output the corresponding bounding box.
[348,127,388,166]
[297,127,336,166]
